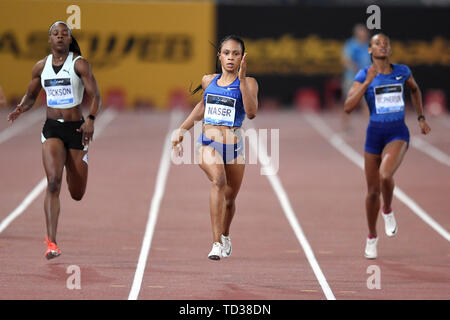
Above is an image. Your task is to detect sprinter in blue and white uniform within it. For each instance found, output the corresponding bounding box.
[172,35,258,260]
[344,33,431,259]
[7,21,101,260]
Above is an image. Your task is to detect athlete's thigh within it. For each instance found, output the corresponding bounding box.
[380,140,407,178]
[42,138,67,180]
[364,151,381,189]
[198,145,226,183]
[65,148,88,188]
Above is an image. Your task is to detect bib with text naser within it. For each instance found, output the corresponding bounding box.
[374,84,404,114]
[44,78,74,107]
[205,94,236,126]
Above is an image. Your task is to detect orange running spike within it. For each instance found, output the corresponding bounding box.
[44,236,61,260]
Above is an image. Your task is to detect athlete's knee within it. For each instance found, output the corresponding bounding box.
[212,174,226,190]
[225,198,235,211]
[379,169,394,184]
[70,192,84,201]
[69,187,85,201]
[366,186,380,200]
[47,177,62,194]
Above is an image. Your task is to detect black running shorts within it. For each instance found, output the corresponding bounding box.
[41,118,86,150]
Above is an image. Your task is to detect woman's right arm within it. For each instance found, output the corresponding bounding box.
[344,65,377,114]
[172,74,216,148]
[7,59,45,122]
[179,99,205,132]
[344,81,369,114]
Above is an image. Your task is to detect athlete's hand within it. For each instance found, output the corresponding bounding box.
[171,128,184,157]
[419,119,431,135]
[7,105,23,122]
[365,65,378,84]
[238,53,248,80]
[77,119,94,146]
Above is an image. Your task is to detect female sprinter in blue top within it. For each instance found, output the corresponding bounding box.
[344,33,431,259]
[7,21,101,259]
[172,35,258,260]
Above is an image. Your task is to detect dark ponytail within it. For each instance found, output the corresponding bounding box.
[70,35,82,56]
[190,35,245,95]
[191,83,203,96]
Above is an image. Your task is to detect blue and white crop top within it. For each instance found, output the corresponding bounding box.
[354,63,411,123]
[203,74,246,127]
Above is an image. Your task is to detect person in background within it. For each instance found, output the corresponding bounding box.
[341,24,371,132]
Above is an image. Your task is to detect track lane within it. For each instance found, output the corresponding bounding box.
[0,110,448,300]
[138,115,325,300]
[323,111,450,232]
[0,111,169,299]
[0,116,47,224]
[299,111,450,299]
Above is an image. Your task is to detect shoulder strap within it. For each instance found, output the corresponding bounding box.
[73,55,83,63]
[41,54,53,76]
[71,53,83,76]
[71,52,83,67]
[45,54,52,67]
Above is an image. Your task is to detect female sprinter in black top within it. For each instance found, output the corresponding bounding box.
[172,36,258,260]
[7,21,101,259]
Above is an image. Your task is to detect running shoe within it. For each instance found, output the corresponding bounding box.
[208,242,222,261]
[44,236,61,260]
[382,210,397,237]
[221,234,232,258]
[364,237,378,259]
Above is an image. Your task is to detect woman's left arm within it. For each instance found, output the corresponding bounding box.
[239,53,258,119]
[75,58,102,146]
[405,74,430,135]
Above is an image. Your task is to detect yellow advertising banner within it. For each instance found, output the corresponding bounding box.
[244,34,450,76]
[0,0,215,108]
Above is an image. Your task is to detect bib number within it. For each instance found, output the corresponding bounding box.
[374,84,404,114]
[44,78,74,106]
[204,94,236,126]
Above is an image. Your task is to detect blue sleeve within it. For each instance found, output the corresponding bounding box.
[354,68,367,83]
[403,65,412,79]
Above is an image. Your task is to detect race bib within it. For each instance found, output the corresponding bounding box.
[44,78,74,107]
[204,94,236,126]
[374,84,404,114]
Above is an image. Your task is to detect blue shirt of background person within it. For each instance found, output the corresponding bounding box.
[342,24,371,84]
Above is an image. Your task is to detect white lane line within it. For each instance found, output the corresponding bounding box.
[304,113,450,242]
[410,135,450,167]
[0,108,43,144]
[128,110,183,301]
[93,109,118,139]
[246,122,336,301]
[0,178,47,234]
[0,109,117,234]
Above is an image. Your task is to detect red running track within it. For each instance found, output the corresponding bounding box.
[0,107,449,300]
